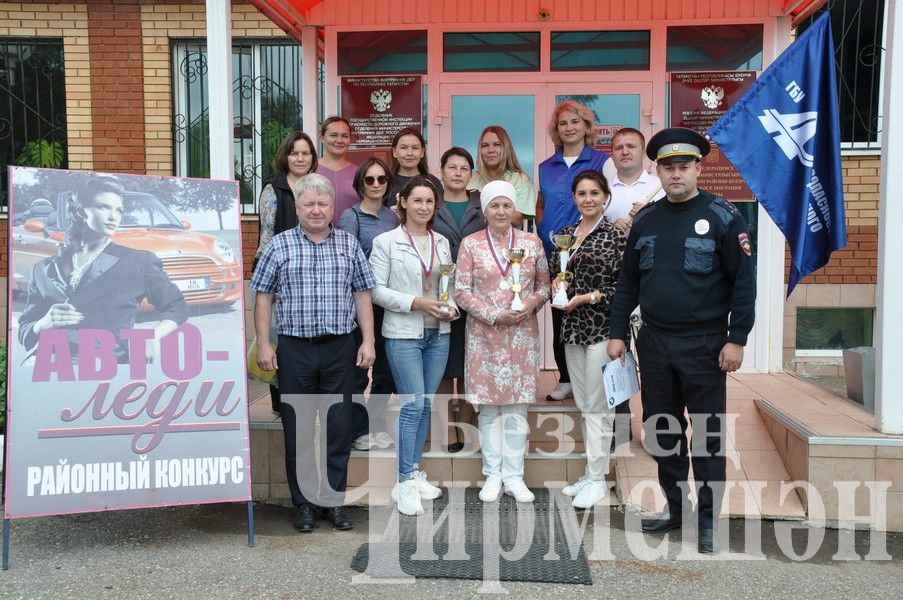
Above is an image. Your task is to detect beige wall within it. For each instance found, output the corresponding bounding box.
[0,2,94,169]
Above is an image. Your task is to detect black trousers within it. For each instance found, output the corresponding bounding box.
[277,333,355,508]
[637,327,727,529]
[551,308,570,383]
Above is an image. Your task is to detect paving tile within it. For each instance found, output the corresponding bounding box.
[732,424,778,450]
[522,459,568,488]
[877,446,903,459]
[738,450,790,480]
[880,492,903,532]
[419,457,453,484]
[620,476,667,513]
[876,458,903,492]
[250,428,270,484]
[809,444,876,458]
[267,430,287,483]
[450,457,483,484]
[623,453,659,478]
[757,480,806,519]
[808,456,876,492]
[784,433,809,481]
[722,480,761,518]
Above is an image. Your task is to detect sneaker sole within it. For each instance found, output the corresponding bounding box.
[572,492,608,509]
[504,490,535,502]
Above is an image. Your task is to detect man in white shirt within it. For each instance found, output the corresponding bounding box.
[606,128,665,231]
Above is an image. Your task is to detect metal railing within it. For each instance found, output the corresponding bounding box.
[0,38,68,213]
[172,41,303,213]
[800,0,885,149]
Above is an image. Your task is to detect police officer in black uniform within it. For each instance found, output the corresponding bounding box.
[607,127,755,554]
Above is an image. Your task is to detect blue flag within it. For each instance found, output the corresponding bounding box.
[708,12,846,296]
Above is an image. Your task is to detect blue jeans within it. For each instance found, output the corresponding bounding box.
[385,329,450,482]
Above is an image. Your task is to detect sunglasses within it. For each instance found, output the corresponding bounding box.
[364,175,388,186]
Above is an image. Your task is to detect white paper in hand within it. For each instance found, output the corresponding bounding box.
[603,351,639,409]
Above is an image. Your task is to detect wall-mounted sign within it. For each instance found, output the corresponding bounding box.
[670,71,757,201]
[341,75,423,147]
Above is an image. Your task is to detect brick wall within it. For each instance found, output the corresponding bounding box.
[0,2,94,169]
[241,218,259,278]
[783,155,880,284]
[87,0,145,173]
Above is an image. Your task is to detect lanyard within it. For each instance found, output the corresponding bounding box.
[486,226,515,277]
[404,226,435,277]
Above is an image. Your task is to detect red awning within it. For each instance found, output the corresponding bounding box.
[782,0,829,25]
[252,0,830,40]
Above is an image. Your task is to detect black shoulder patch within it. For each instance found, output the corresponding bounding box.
[708,196,739,226]
[631,200,658,226]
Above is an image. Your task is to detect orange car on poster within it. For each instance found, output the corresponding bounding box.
[11,191,242,307]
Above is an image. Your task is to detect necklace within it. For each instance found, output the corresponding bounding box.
[568,214,605,268]
[70,239,111,289]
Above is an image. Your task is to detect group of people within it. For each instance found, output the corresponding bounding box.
[250,101,756,554]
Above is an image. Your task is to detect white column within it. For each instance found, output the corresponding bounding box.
[876,0,903,434]
[301,26,319,134]
[205,0,234,180]
[756,16,793,374]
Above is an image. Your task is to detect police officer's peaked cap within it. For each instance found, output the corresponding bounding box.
[646,127,711,163]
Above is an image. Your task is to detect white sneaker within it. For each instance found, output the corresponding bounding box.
[572,479,608,509]
[479,476,503,502]
[415,470,442,500]
[373,432,394,449]
[394,479,424,516]
[562,476,590,497]
[352,434,375,451]
[547,382,573,401]
[504,479,535,503]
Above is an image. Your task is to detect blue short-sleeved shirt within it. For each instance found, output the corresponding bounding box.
[537,146,609,255]
[250,226,375,337]
[337,204,398,257]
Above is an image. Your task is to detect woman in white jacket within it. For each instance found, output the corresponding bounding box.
[369,176,457,516]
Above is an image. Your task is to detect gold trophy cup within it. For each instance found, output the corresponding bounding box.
[438,262,455,312]
[502,248,526,311]
[550,234,578,308]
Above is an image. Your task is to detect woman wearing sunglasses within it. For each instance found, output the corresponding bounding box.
[338,158,399,453]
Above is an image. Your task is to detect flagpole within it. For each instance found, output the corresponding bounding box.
[875,0,903,434]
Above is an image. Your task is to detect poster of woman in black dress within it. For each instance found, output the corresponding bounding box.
[17,175,188,363]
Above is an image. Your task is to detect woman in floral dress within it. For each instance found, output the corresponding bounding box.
[455,180,550,503]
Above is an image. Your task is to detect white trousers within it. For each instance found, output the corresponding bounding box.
[477,404,529,483]
[565,341,615,481]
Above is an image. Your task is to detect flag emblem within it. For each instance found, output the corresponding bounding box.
[707,12,846,295]
[738,232,752,256]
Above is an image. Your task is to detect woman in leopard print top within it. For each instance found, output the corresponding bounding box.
[551,169,626,509]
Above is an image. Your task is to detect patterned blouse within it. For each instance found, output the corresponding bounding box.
[558,218,627,346]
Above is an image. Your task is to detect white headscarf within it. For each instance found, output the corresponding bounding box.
[479,180,517,213]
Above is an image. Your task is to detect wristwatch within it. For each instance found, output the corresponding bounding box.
[588,291,598,305]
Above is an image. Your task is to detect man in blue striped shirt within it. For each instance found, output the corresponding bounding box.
[252,173,375,533]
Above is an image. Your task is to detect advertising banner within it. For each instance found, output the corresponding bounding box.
[670,71,757,200]
[341,75,423,147]
[4,168,251,518]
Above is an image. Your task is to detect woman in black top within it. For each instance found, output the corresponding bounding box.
[384,127,442,207]
[254,131,318,412]
[431,147,486,452]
